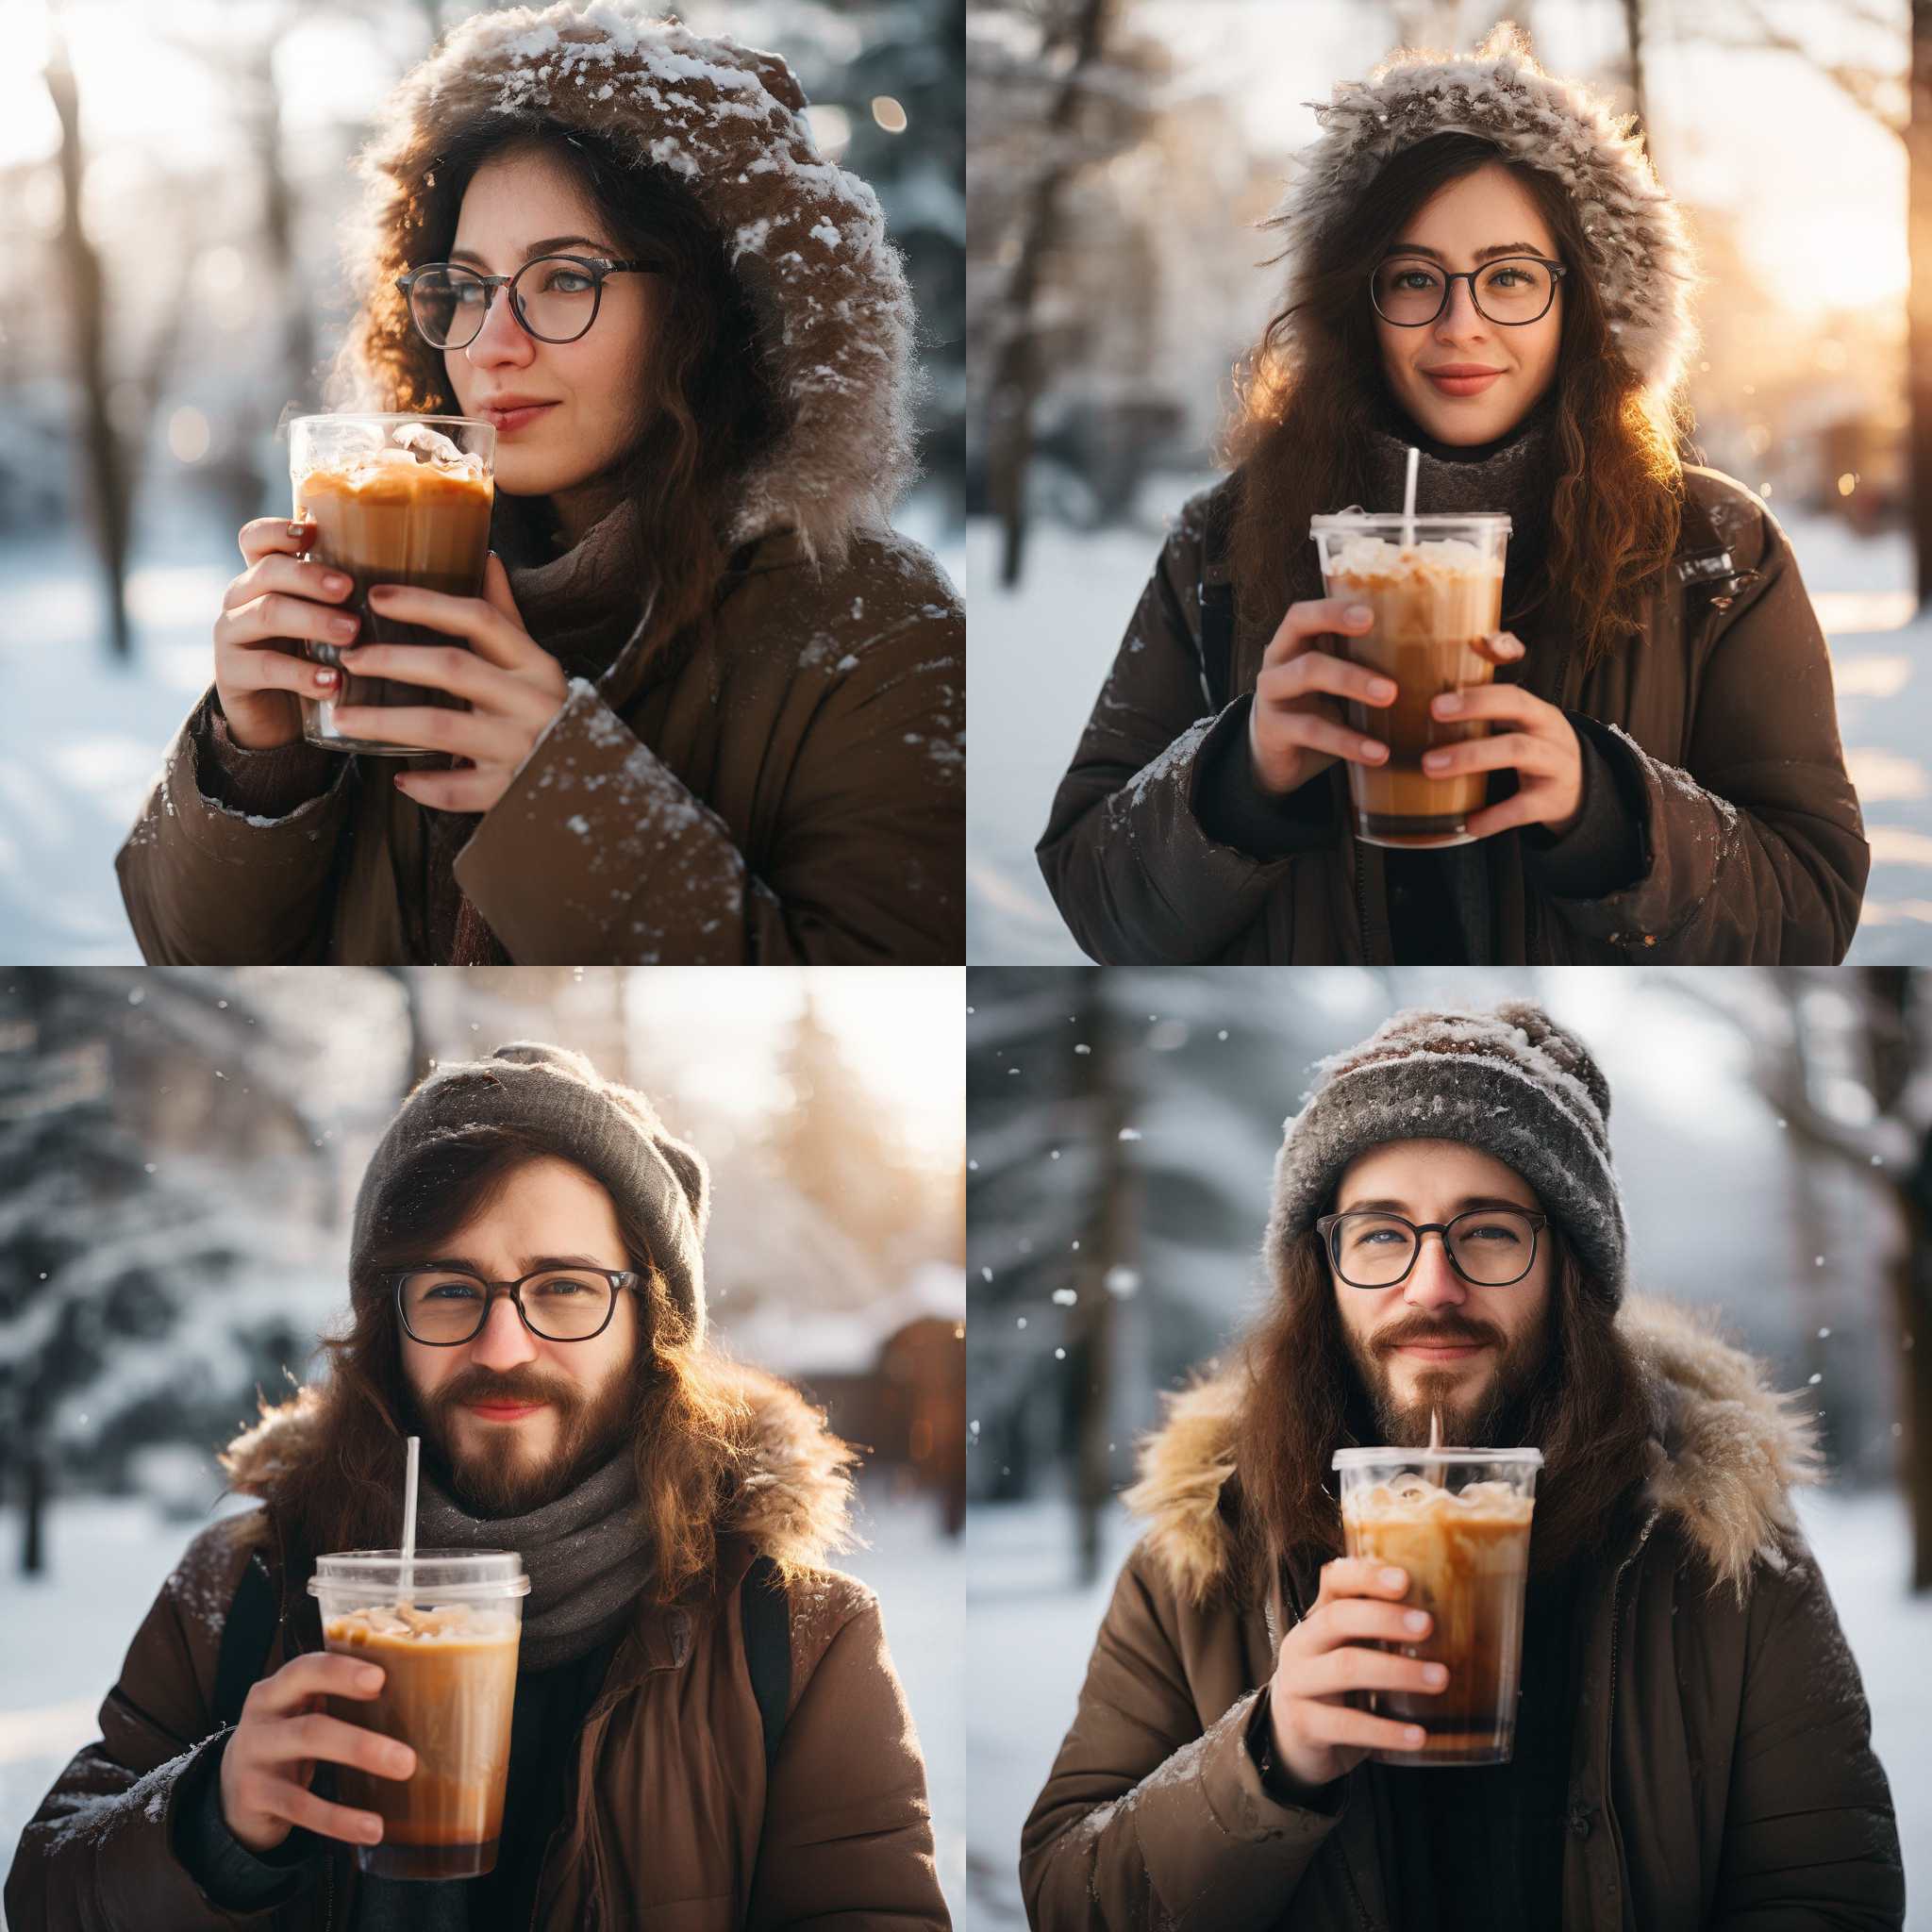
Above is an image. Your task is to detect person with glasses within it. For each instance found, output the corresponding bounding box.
[1040,24,1864,966]
[8,1043,946,1931]
[1024,1000,1903,1930]
[118,8,963,967]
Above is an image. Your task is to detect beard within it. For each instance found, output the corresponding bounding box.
[408,1357,637,1518]
[1341,1303,1553,1450]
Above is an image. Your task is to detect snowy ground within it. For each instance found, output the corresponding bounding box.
[968,489,1932,966]
[0,1475,964,1926]
[961,1486,1932,1931]
[0,492,965,964]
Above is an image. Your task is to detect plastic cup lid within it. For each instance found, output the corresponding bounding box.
[1331,1446,1542,1470]
[307,1549,531,1598]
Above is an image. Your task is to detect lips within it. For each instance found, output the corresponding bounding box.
[467,1399,547,1422]
[1398,1342,1488,1361]
[477,400,557,432]
[1424,368,1503,397]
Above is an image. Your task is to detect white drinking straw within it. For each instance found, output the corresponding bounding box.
[399,1434,420,1609]
[1402,444,1420,551]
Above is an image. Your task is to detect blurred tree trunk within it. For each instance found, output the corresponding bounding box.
[381,969,434,1089]
[1621,0,1650,155]
[45,28,131,658]
[984,0,1112,589]
[1912,0,1932,606]
[251,33,316,420]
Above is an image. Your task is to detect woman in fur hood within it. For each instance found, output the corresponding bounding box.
[1039,24,1866,967]
[118,3,963,966]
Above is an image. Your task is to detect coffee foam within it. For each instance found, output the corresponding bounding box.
[1329,536,1500,582]
[1341,1474,1534,1528]
[298,455,492,508]
[325,1602,519,1644]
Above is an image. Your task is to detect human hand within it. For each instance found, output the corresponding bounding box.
[217,1652,415,1855]
[1247,598,1396,797]
[1266,1557,1444,1795]
[329,553,568,813]
[1425,633,1583,839]
[213,518,359,751]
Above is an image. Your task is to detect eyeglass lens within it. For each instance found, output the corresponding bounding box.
[1373,258,1556,325]
[408,258,601,348]
[400,1270,614,1342]
[1329,1210,1539,1287]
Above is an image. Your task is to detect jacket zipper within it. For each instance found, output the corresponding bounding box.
[1596,1508,1658,1920]
[1353,840,1373,963]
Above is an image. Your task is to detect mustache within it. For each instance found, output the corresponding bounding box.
[1376,1320,1499,1353]
[433,1366,579,1412]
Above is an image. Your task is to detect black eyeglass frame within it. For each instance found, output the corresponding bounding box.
[1314,1208,1551,1289]
[394,255,666,350]
[1370,254,1570,328]
[388,1266,645,1345]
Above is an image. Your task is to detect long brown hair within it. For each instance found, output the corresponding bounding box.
[1224,132,1689,673]
[331,118,786,672]
[1231,1220,1657,1585]
[228,1124,748,1606]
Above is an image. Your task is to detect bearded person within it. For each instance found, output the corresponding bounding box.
[8,1042,947,1932]
[1022,1004,1903,1929]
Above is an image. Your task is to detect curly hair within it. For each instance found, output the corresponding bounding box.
[1224,133,1689,677]
[327,115,787,670]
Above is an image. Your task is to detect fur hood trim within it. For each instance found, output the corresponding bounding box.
[1270,22,1698,395]
[220,1353,858,1572]
[342,2,918,565]
[1124,1293,1823,1609]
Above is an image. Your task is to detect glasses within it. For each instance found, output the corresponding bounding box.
[396,256,664,350]
[1371,255,1568,327]
[1315,1208,1549,1289]
[390,1267,642,1345]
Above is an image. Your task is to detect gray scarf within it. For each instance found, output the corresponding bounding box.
[412,1450,655,1671]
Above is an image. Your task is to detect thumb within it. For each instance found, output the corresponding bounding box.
[482,550,524,626]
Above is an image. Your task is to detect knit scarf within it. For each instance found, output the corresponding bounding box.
[411,1449,656,1670]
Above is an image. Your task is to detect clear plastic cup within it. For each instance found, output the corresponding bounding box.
[308,1549,529,1878]
[1330,1447,1542,1765]
[287,414,496,755]
[1308,511,1512,848]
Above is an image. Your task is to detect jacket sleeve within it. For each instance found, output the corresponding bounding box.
[115,691,351,965]
[745,1575,948,1931]
[1709,1544,1905,1928]
[1036,506,1316,963]
[3,1523,300,1931]
[1541,504,1868,962]
[453,608,963,966]
[1020,1547,1346,1930]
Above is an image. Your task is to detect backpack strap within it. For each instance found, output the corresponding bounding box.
[1195,482,1240,715]
[1671,481,1762,608]
[213,1548,279,1730]
[740,1553,791,1764]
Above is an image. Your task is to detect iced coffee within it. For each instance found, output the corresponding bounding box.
[1330,1447,1541,1766]
[309,1550,528,1879]
[288,415,496,756]
[1308,512,1510,848]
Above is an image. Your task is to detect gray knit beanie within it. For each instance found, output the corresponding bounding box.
[1268,1001,1625,1298]
[1272,21,1699,396]
[350,1042,711,1344]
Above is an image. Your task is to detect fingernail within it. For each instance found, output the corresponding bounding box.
[1407,1726,1425,1743]
[1406,1610,1430,1631]
[390,1745,414,1773]
[1381,1568,1407,1590]
[333,617,358,640]
[1424,1664,1448,1685]
[362,1817,384,1842]
[369,585,393,602]
[358,1666,384,1688]
[1361,740,1388,762]
[315,669,337,688]
[1436,692,1461,715]
[1424,751,1448,771]
[324,573,349,595]
[1347,606,1373,624]
[287,522,308,541]
[1369,678,1396,701]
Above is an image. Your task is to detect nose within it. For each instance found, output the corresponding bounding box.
[464,281,538,368]
[1432,275,1491,343]
[1403,1230,1469,1312]
[466,1292,539,1373]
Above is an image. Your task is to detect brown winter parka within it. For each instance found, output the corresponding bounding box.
[1038,470,1868,964]
[1021,1295,1905,1930]
[7,1366,949,1932]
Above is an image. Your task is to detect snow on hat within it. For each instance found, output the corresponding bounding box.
[1267,1000,1626,1298]
[350,1041,711,1345]
[344,1,917,563]
[1271,21,1699,396]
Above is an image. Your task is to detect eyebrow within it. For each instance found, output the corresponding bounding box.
[446,235,612,268]
[1385,241,1546,264]
[1339,1195,1536,1216]
[421,1253,620,1275]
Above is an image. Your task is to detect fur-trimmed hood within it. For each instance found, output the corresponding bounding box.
[220,1353,858,1574]
[339,2,918,565]
[1124,1293,1824,1610]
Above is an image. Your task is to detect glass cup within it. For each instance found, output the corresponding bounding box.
[1330,1447,1542,1766]
[308,1549,529,1878]
[287,414,496,755]
[1308,511,1512,848]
